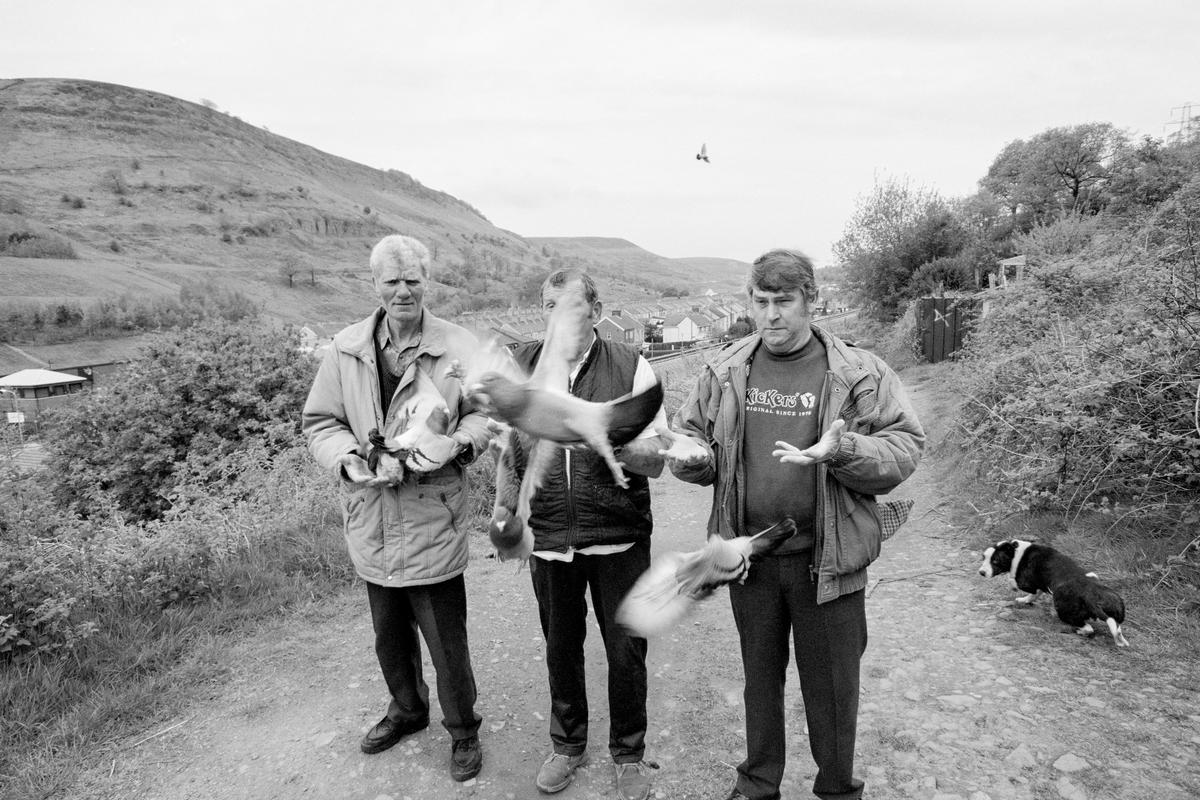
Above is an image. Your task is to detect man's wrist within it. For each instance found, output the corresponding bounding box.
[828,434,855,466]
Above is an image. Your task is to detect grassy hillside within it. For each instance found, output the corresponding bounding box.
[0,78,744,330]
[527,236,747,294]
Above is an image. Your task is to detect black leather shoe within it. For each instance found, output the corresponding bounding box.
[360,715,429,754]
[450,735,482,781]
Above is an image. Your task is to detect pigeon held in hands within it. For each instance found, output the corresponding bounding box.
[616,518,797,638]
[364,404,451,485]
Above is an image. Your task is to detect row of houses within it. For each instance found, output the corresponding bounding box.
[452,290,747,350]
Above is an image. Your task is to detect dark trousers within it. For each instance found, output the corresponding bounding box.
[529,540,650,763]
[365,576,482,742]
[729,552,867,800]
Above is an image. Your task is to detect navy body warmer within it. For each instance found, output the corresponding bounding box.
[512,338,653,551]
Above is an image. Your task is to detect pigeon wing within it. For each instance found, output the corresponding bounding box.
[603,380,664,447]
[530,276,591,390]
[616,551,701,637]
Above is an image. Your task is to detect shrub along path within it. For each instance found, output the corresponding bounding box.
[59,367,1199,800]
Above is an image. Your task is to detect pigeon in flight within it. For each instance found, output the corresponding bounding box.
[696,143,710,163]
[469,277,663,489]
[616,518,797,637]
[465,278,663,563]
[485,419,537,562]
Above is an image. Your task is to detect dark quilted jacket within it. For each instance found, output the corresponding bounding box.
[513,337,653,552]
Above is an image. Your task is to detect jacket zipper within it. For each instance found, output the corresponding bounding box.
[811,371,836,582]
[564,449,577,549]
[564,370,579,549]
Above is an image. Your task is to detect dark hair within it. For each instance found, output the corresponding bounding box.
[541,268,599,305]
[746,249,817,302]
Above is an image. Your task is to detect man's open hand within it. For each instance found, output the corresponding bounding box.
[337,452,382,484]
[772,419,846,466]
[655,426,711,467]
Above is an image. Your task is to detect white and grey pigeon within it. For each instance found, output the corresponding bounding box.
[616,518,797,637]
[466,277,664,564]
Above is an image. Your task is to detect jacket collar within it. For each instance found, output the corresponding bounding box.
[706,325,869,384]
[334,308,454,362]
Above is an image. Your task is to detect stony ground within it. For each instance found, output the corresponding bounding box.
[59,368,1200,800]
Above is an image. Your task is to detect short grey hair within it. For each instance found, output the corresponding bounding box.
[746,249,817,302]
[370,235,432,279]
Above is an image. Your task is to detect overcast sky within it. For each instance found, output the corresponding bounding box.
[6,1,1199,264]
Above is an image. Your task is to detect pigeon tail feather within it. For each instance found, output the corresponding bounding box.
[746,517,797,560]
[604,380,664,447]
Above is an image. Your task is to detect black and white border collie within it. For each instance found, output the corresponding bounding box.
[978,539,1129,647]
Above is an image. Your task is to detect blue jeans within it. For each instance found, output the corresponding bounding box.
[529,539,650,763]
[729,551,867,800]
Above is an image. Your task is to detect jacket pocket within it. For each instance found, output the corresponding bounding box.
[831,487,883,575]
[341,483,368,532]
[414,473,468,534]
[843,385,880,432]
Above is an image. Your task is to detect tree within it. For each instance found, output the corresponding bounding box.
[981,123,1128,223]
[726,316,755,339]
[41,321,315,521]
[279,258,300,288]
[833,176,968,321]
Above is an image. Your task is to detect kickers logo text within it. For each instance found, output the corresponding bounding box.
[746,389,815,417]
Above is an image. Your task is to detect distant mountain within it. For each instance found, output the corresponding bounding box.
[527,237,748,295]
[0,78,742,329]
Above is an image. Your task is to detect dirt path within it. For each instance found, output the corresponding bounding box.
[62,370,1200,800]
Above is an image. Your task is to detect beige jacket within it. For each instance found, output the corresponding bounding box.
[670,326,925,603]
[302,309,493,587]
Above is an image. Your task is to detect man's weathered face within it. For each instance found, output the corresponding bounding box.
[373,258,426,329]
[542,282,601,356]
[748,285,812,355]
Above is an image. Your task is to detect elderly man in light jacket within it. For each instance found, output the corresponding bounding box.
[302,235,493,783]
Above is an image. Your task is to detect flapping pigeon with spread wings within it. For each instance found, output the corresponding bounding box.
[469,277,663,489]
[696,143,710,163]
[466,277,663,564]
[616,518,797,637]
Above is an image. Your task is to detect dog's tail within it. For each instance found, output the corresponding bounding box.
[1105,617,1130,647]
[1097,590,1129,646]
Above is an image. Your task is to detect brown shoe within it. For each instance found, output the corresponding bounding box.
[359,715,428,754]
[536,751,587,793]
[450,736,482,782]
[615,760,658,800]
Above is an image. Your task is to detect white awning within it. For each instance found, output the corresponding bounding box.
[0,368,86,388]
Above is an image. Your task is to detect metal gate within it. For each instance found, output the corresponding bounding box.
[917,297,980,363]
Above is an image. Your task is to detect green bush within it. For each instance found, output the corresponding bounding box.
[41,320,314,521]
[955,205,1200,530]
[0,225,77,259]
[1,438,349,657]
[0,437,353,797]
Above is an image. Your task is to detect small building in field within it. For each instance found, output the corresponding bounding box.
[0,368,89,430]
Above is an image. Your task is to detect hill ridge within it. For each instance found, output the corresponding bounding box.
[0,78,747,326]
